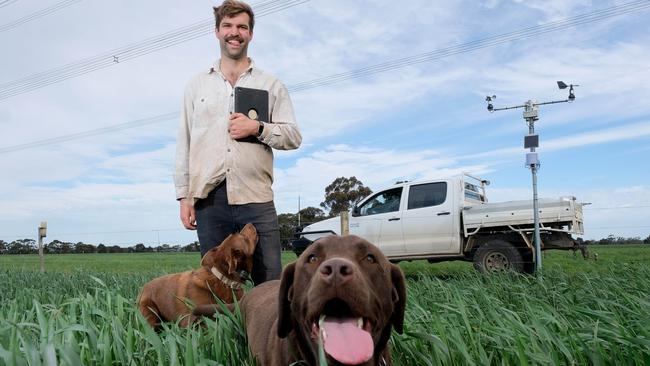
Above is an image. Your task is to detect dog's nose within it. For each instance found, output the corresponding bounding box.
[319,258,354,285]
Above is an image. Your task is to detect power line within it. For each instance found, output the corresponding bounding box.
[0,0,303,94]
[1,0,649,153]
[287,0,650,92]
[0,112,179,154]
[0,0,20,9]
[0,0,83,33]
[0,0,309,100]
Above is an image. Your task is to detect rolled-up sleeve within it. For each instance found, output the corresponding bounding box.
[174,82,194,200]
[259,81,301,150]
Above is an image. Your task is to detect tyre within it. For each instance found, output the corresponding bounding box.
[473,239,524,273]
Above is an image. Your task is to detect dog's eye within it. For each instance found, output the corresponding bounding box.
[307,254,318,263]
[365,254,376,263]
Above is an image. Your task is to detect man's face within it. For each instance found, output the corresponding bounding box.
[216,12,253,60]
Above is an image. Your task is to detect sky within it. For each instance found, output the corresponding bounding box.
[1,0,649,247]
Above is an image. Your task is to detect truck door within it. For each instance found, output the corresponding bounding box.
[350,187,404,256]
[401,182,456,254]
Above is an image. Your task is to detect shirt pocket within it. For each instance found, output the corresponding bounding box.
[192,93,227,129]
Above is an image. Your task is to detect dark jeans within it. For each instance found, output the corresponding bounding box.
[194,181,281,285]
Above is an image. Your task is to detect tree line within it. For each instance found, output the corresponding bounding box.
[580,235,650,246]
[0,238,201,255]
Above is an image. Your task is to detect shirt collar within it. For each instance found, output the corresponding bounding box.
[208,58,256,77]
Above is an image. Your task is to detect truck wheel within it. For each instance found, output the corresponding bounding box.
[473,240,524,273]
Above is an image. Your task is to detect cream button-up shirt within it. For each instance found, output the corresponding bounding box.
[174,60,301,205]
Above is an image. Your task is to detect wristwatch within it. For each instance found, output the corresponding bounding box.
[256,121,264,138]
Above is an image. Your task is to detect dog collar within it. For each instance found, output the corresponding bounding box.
[210,266,243,290]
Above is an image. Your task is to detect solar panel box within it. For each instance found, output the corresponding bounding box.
[524,134,539,149]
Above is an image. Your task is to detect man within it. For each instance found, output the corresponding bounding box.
[174,0,301,285]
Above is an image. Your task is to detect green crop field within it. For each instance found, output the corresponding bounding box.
[1,245,649,365]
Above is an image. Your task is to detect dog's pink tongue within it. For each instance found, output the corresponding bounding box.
[322,317,373,365]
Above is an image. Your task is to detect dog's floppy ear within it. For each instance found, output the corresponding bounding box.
[390,264,407,334]
[200,245,221,268]
[240,223,258,254]
[277,262,296,338]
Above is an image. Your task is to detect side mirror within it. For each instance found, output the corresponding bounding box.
[351,206,360,217]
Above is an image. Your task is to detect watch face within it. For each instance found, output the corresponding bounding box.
[248,108,258,120]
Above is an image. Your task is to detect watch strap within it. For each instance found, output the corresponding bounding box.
[257,121,264,138]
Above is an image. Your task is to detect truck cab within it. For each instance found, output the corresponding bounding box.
[297,175,488,259]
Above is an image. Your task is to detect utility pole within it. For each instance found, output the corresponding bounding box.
[485,81,578,272]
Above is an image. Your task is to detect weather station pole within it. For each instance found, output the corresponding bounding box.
[523,101,543,271]
[485,81,578,272]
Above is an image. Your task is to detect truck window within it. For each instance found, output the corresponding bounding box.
[407,182,447,210]
[464,182,485,202]
[464,190,483,202]
[358,188,403,216]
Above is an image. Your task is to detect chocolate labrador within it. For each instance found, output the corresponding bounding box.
[138,223,257,329]
[195,235,406,365]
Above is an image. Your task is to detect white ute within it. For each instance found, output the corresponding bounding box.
[293,174,586,273]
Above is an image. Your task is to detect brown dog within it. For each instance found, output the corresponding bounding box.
[138,223,257,329]
[195,235,406,365]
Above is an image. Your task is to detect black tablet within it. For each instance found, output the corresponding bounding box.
[234,86,269,123]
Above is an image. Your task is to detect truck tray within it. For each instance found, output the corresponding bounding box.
[462,196,583,234]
